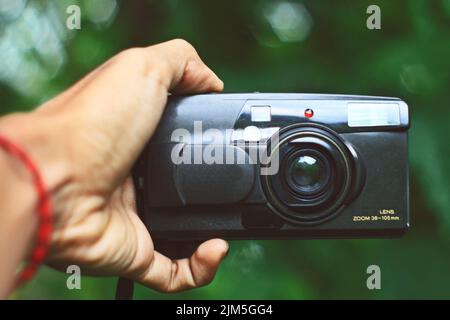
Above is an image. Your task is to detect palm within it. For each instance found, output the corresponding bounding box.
[48,177,154,278]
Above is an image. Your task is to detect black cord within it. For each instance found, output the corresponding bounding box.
[115,159,145,300]
[115,277,134,300]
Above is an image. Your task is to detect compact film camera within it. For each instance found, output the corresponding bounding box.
[133,93,410,242]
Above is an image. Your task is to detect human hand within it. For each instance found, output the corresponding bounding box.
[0,39,228,293]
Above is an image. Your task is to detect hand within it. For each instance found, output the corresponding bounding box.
[0,39,228,293]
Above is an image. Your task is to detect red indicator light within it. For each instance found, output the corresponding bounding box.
[304,108,314,118]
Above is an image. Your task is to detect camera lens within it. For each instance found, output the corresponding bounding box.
[288,155,327,193]
[261,124,361,225]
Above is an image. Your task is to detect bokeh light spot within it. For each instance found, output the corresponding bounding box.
[263,1,313,43]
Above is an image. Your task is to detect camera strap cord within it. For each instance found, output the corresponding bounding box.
[116,278,134,300]
[115,277,134,300]
[115,161,143,300]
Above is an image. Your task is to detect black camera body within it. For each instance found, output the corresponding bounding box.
[134,93,409,241]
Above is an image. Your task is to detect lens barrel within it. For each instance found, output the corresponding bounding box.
[261,123,363,225]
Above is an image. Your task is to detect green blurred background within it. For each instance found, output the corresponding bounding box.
[1,0,450,299]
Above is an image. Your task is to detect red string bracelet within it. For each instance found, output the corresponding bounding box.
[0,135,53,287]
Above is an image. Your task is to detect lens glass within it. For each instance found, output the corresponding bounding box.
[289,155,327,193]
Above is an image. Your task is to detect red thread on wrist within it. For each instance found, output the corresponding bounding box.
[0,135,53,287]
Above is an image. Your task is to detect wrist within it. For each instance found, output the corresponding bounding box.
[0,112,73,222]
[0,148,39,295]
[0,146,38,242]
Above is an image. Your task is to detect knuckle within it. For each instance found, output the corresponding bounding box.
[169,38,197,54]
[115,47,146,65]
[113,48,145,67]
[114,47,153,77]
[165,261,179,293]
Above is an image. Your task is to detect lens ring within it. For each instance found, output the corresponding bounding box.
[276,141,341,208]
[260,124,355,225]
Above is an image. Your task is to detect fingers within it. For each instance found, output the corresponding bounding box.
[30,39,224,200]
[144,39,224,94]
[172,60,224,94]
[134,239,229,293]
[40,39,223,115]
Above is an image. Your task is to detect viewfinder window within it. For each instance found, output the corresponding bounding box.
[251,105,271,122]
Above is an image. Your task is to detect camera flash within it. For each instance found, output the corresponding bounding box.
[348,103,400,127]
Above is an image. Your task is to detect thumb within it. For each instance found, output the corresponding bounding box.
[135,239,229,293]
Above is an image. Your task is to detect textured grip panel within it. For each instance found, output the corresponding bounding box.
[175,145,255,204]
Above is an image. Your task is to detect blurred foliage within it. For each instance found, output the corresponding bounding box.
[1,0,450,299]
